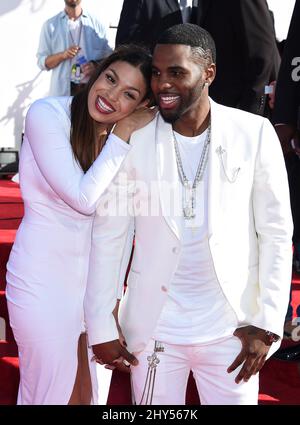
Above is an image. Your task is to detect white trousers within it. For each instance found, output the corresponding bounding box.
[131,336,259,405]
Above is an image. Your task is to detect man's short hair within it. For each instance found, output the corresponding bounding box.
[156,23,216,65]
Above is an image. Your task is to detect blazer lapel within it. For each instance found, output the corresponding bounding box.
[207,99,226,238]
[155,115,183,241]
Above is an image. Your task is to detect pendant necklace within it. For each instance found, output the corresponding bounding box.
[173,121,211,220]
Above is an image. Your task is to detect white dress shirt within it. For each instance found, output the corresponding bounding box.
[153,130,238,345]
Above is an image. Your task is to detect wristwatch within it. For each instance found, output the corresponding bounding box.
[265,330,280,344]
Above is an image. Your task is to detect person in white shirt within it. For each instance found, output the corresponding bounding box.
[88,24,293,405]
[6,45,156,405]
[37,0,112,96]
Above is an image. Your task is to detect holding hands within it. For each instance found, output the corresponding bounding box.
[92,340,138,374]
[92,301,138,373]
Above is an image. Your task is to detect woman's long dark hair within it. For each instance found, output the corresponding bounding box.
[70,45,152,172]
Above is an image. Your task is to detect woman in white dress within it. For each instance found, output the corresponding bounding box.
[5,45,155,405]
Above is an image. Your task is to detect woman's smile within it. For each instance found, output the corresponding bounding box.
[95,96,116,114]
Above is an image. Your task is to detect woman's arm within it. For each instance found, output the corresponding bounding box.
[25,98,155,214]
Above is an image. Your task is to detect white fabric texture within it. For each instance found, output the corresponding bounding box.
[88,99,293,359]
[153,131,237,344]
[131,337,259,405]
[6,96,130,405]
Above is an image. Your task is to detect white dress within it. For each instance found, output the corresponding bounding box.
[5,96,130,405]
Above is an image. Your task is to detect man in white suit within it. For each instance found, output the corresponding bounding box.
[86,24,293,404]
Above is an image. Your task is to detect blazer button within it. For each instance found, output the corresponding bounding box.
[161,285,168,292]
[172,247,179,254]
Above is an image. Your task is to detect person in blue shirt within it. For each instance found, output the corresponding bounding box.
[37,0,112,96]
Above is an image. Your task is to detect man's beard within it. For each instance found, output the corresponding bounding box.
[158,98,194,124]
[157,83,205,124]
[156,97,188,124]
[159,110,181,124]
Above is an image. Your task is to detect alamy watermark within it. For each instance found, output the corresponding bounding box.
[291,57,300,82]
[97,172,205,228]
[291,317,300,342]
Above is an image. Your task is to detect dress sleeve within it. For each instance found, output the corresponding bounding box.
[24,98,131,215]
[85,165,134,346]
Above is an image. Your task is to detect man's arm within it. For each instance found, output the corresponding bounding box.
[36,20,80,70]
[115,0,145,46]
[45,46,80,70]
[228,118,293,382]
[273,0,300,152]
[252,119,293,335]
[236,0,280,114]
[36,21,53,70]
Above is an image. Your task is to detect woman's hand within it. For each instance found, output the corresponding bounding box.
[113,106,158,143]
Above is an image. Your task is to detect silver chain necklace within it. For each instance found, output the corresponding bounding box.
[173,122,211,219]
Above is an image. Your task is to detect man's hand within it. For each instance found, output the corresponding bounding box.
[81,61,97,79]
[45,45,80,69]
[63,45,81,60]
[267,80,276,110]
[92,340,138,373]
[227,326,273,384]
[275,124,297,156]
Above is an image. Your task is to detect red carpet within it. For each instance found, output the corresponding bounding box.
[0,180,22,405]
[0,178,300,405]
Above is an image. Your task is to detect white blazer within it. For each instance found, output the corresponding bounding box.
[85,100,293,356]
